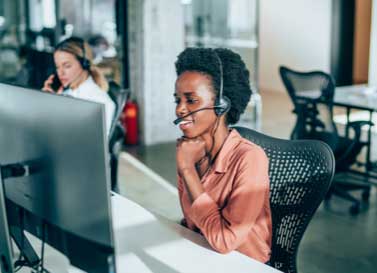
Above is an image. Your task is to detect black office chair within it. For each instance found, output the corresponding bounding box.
[279,66,372,214]
[107,81,128,192]
[233,126,334,273]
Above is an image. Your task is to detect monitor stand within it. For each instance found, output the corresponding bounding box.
[0,163,40,270]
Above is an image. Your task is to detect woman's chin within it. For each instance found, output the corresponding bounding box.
[181,130,197,139]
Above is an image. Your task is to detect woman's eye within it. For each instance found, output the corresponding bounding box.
[173,97,198,105]
[187,98,197,104]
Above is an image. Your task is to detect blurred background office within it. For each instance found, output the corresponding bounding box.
[1,1,377,272]
[1,0,376,144]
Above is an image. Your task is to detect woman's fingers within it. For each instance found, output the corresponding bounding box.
[42,74,55,93]
[42,86,54,93]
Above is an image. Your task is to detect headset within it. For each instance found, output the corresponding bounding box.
[173,49,231,125]
[212,49,231,116]
[55,37,91,70]
[52,37,91,91]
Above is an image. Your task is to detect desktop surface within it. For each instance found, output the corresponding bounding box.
[16,194,281,273]
[296,84,377,111]
[112,194,280,273]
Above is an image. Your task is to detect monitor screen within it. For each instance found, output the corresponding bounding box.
[0,83,115,272]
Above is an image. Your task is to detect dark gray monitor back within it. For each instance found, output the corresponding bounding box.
[0,83,113,248]
[0,177,14,273]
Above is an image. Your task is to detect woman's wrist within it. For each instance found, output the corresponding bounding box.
[179,165,196,176]
[181,166,204,202]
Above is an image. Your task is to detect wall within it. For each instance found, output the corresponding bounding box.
[369,0,377,86]
[129,0,184,145]
[259,0,332,92]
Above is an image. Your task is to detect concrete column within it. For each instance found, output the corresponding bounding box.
[128,0,184,145]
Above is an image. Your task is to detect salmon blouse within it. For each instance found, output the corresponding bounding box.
[177,129,272,263]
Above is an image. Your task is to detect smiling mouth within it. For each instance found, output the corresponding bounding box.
[178,120,194,130]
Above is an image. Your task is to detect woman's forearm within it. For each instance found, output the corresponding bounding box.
[181,166,204,202]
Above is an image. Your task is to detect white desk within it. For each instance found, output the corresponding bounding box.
[17,194,280,273]
[112,194,279,273]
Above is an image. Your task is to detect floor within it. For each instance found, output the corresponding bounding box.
[120,90,377,273]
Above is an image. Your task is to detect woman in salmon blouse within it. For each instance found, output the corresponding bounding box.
[174,47,272,263]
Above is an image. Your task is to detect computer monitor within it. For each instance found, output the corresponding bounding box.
[0,83,115,272]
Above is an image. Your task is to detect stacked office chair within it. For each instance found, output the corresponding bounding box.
[233,126,334,273]
[279,66,372,214]
[107,81,129,191]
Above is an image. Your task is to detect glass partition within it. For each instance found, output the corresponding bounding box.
[183,0,259,89]
[0,0,124,88]
[182,0,261,130]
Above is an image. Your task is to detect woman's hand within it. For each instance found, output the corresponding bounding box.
[176,137,206,201]
[176,137,206,174]
[42,74,63,94]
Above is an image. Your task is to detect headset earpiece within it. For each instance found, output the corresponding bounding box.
[213,50,231,117]
[80,57,90,70]
[55,37,91,70]
[79,41,90,70]
[214,96,231,116]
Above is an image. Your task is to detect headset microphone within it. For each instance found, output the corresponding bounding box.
[55,37,91,91]
[213,50,231,116]
[61,68,87,92]
[173,106,223,125]
[55,37,90,70]
[173,50,231,125]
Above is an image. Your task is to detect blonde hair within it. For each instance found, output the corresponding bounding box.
[55,37,109,91]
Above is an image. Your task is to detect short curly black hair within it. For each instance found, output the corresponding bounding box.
[175,47,252,124]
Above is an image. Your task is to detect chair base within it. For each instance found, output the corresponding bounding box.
[325,180,370,215]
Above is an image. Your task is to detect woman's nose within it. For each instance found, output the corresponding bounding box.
[176,102,188,117]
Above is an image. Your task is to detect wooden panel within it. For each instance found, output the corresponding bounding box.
[353,0,372,84]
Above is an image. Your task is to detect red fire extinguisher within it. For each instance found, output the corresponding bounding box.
[122,100,138,145]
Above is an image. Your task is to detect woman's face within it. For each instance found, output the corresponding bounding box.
[54,50,84,87]
[174,71,218,138]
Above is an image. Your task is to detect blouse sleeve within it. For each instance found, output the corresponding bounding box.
[177,175,190,227]
[188,147,269,254]
[177,175,184,209]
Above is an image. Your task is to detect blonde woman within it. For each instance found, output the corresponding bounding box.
[43,37,115,135]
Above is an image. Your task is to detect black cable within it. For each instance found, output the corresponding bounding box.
[13,209,27,271]
[11,212,51,273]
[196,116,221,176]
[35,222,50,273]
[40,222,46,272]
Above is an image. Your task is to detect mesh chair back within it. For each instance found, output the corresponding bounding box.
[107,82,128,191]
[107,81,128,143]
[234,126,334,273]
[279,66,339,150]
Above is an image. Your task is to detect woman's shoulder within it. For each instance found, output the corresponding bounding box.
[232,130,267,160]
[78,77,113,103]
[80,76,105,93]
[228,131,269,187]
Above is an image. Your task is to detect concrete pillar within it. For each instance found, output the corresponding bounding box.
[128,0,184,145]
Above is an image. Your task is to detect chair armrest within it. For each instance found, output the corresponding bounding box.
[336,120,374,164]
[109,122,125,154]
[348,120,374,129]
[347,120,374,141]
